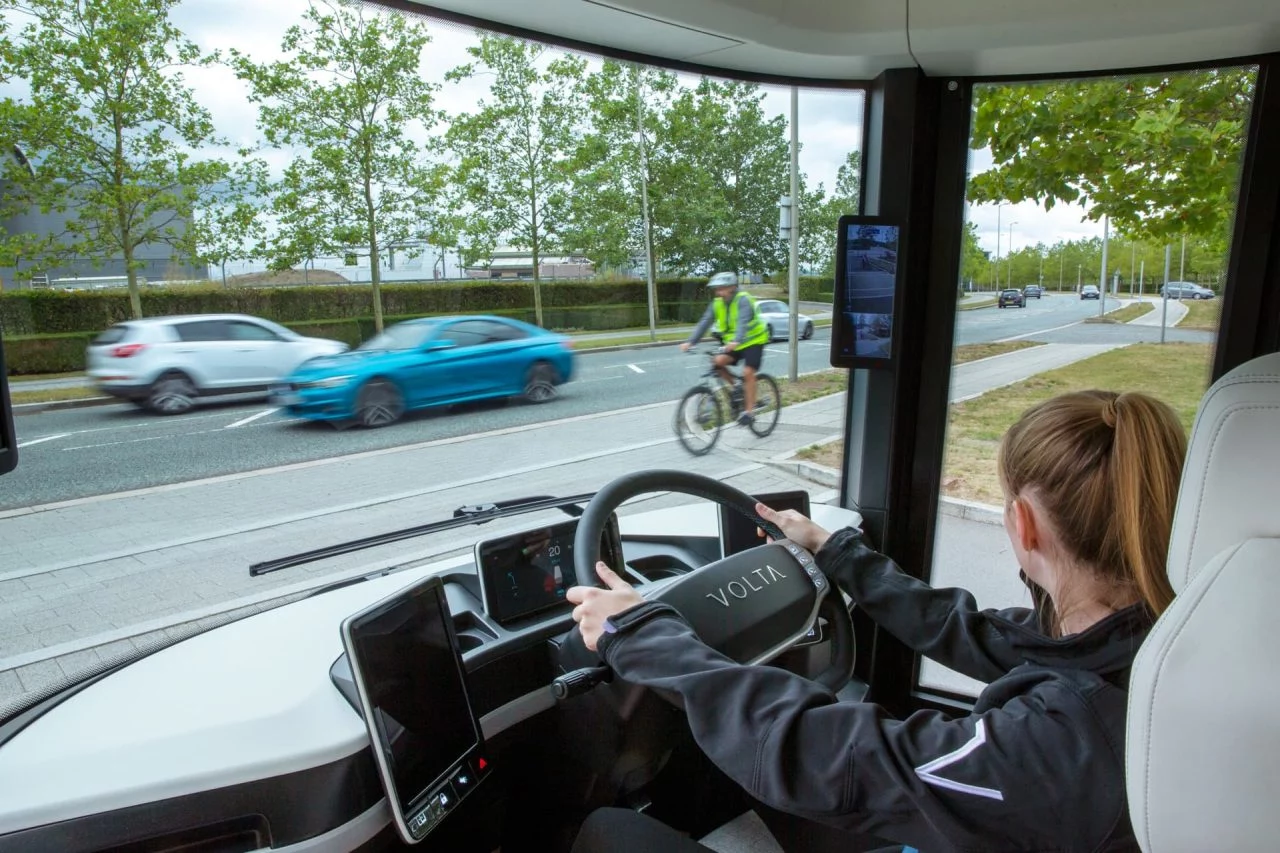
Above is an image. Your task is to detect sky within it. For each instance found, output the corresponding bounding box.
[4,0,1111,273]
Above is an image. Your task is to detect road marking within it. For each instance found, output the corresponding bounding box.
[627,364,644,374]
[16,433,68,449]
[994,319,1083,342]
[226,408,279,429]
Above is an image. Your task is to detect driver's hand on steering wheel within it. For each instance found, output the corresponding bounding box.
[567,563,643,651]
[755,502,833,554]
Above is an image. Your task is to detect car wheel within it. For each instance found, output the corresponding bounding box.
[355,378,404,428]
[523,362,558,403]
[147,373,197,415]
[802,321,813,340]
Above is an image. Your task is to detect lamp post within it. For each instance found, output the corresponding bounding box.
[1006,222,1017,288]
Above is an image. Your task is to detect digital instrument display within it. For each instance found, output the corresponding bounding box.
[341,576,487,844]
[720,490,812,557]
[476,515,622,626]
[831,216,903,369]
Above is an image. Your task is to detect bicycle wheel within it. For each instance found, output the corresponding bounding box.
[748,373,781,437]
[674,385,724,455]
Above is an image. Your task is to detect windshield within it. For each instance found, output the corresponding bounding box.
[0,0,863,710]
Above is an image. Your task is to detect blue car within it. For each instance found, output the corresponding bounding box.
[272,315,575,427]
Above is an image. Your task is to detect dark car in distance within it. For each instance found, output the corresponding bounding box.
[998,288,1025,308]
[1022,285,1044,299]
[1080,284,1101,300]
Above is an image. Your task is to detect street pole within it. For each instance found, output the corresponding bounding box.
[1077,264,1081,290]
[1007,222,1017,287]
[1179,234,1186,282]
[1130,242,1135,297]
[788,86,800,382]
[1098,214,1109,318]
[1161,244,1171,343]
[995,205,1002,290]
[1139,259,1144,296]
[635,66,658,342]
[1059,254,1063,292]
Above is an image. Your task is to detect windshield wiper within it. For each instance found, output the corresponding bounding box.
[249,492,595,576]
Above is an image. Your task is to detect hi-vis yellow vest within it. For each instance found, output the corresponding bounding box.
[713,291,770,348]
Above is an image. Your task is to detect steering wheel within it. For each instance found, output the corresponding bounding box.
[571,470,855,692]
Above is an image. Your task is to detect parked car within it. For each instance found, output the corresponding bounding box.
[273,315,576,428]
[753,299,815,340]
[998,288,1024,308]
[1022,284,1044,299]
[1161,281,1216,299]
[86,314,349,415]
[1080,285,1101,300]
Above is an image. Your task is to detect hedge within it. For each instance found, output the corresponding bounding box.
[0,278,718,336]
[5,332,99,374]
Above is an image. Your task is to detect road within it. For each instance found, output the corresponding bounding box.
[4,294,1211,510]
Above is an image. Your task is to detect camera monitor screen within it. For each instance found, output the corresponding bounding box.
[720,490,812,558]
[340,576,486,844]
[0,335,17,477]
[831,216,903,369]
[475,514,623,626]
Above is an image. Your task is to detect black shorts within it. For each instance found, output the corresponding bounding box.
[726,343,764,370]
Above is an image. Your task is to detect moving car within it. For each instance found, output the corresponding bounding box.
[1022,284,1044,299]
[1161,281,1216,299]
[998,288,1024,308]
[85,314,349,414]
[1081,284,1102,300]
[753,299,816,340]
[273,315,575,427]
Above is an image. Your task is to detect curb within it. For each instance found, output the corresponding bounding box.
[13,395,116,414]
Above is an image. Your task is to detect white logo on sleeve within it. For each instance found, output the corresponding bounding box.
[914,718,1005,801]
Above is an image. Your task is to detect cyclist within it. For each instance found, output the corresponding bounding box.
[680,272,770,426]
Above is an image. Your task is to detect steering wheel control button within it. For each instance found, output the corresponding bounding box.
[452,767,476,794]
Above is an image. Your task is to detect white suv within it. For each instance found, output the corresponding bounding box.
[86,314,349,414]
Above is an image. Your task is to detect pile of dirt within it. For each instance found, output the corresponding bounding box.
[227,269,350,287]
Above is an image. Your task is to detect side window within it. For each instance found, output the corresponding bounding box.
[478,320,526,342]
[434,322,487,348]
[227,321,283,342]
[174,320,229,342]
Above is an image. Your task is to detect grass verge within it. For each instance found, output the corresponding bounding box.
[959,297,998,311]
[1085,302,1154,324]
[798,342,1213,505]
[953,341,1042,364]
[12,386,100,405]
[1178,299,1221,332]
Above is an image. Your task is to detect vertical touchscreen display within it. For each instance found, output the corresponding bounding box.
[831,218,901,368]
[342,578,482,842]
[720,491,812,557]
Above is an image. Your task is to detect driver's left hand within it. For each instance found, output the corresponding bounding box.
[567,562,643,651]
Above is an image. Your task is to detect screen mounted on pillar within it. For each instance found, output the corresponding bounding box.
[830,216,904,369]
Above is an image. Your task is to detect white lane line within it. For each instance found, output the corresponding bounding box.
[627,363,645,374]
[995,319,1083,342]
[16,433,69,449]
[226,408,279,429]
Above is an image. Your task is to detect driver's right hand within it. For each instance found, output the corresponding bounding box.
[755,502,833,554]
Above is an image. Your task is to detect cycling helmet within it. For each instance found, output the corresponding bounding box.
[708,271,738,289]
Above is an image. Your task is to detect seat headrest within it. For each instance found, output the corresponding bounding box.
[1165,351,1280,594]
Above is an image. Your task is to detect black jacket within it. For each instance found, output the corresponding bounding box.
[597,527,1152,852]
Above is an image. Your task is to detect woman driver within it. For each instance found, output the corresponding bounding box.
[566,390,1187,853]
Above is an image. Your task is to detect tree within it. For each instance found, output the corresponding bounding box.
[233,0,443,334]
[566,61,679,276]
[651,78,789,275]
[969,68,1255,245]
[446,35,587,327]
[798,150,861,275]
[959,221,989,287]
[191,157,269,287]
[0,0,234,317]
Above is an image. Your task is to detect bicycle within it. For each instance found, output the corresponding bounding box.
[673,344,781,456]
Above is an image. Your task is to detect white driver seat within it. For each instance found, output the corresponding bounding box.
[1127,351,1280,852]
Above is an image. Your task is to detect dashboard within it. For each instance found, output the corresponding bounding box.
[0,498,861,853]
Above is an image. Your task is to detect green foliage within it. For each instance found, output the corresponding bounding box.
[445,35,587,326]
[5,331,97,374]
[650,78,789,276]
[800,151,861,274]
[0,0,236,318]
[969,67,1256,245]
[232,0,445,333]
